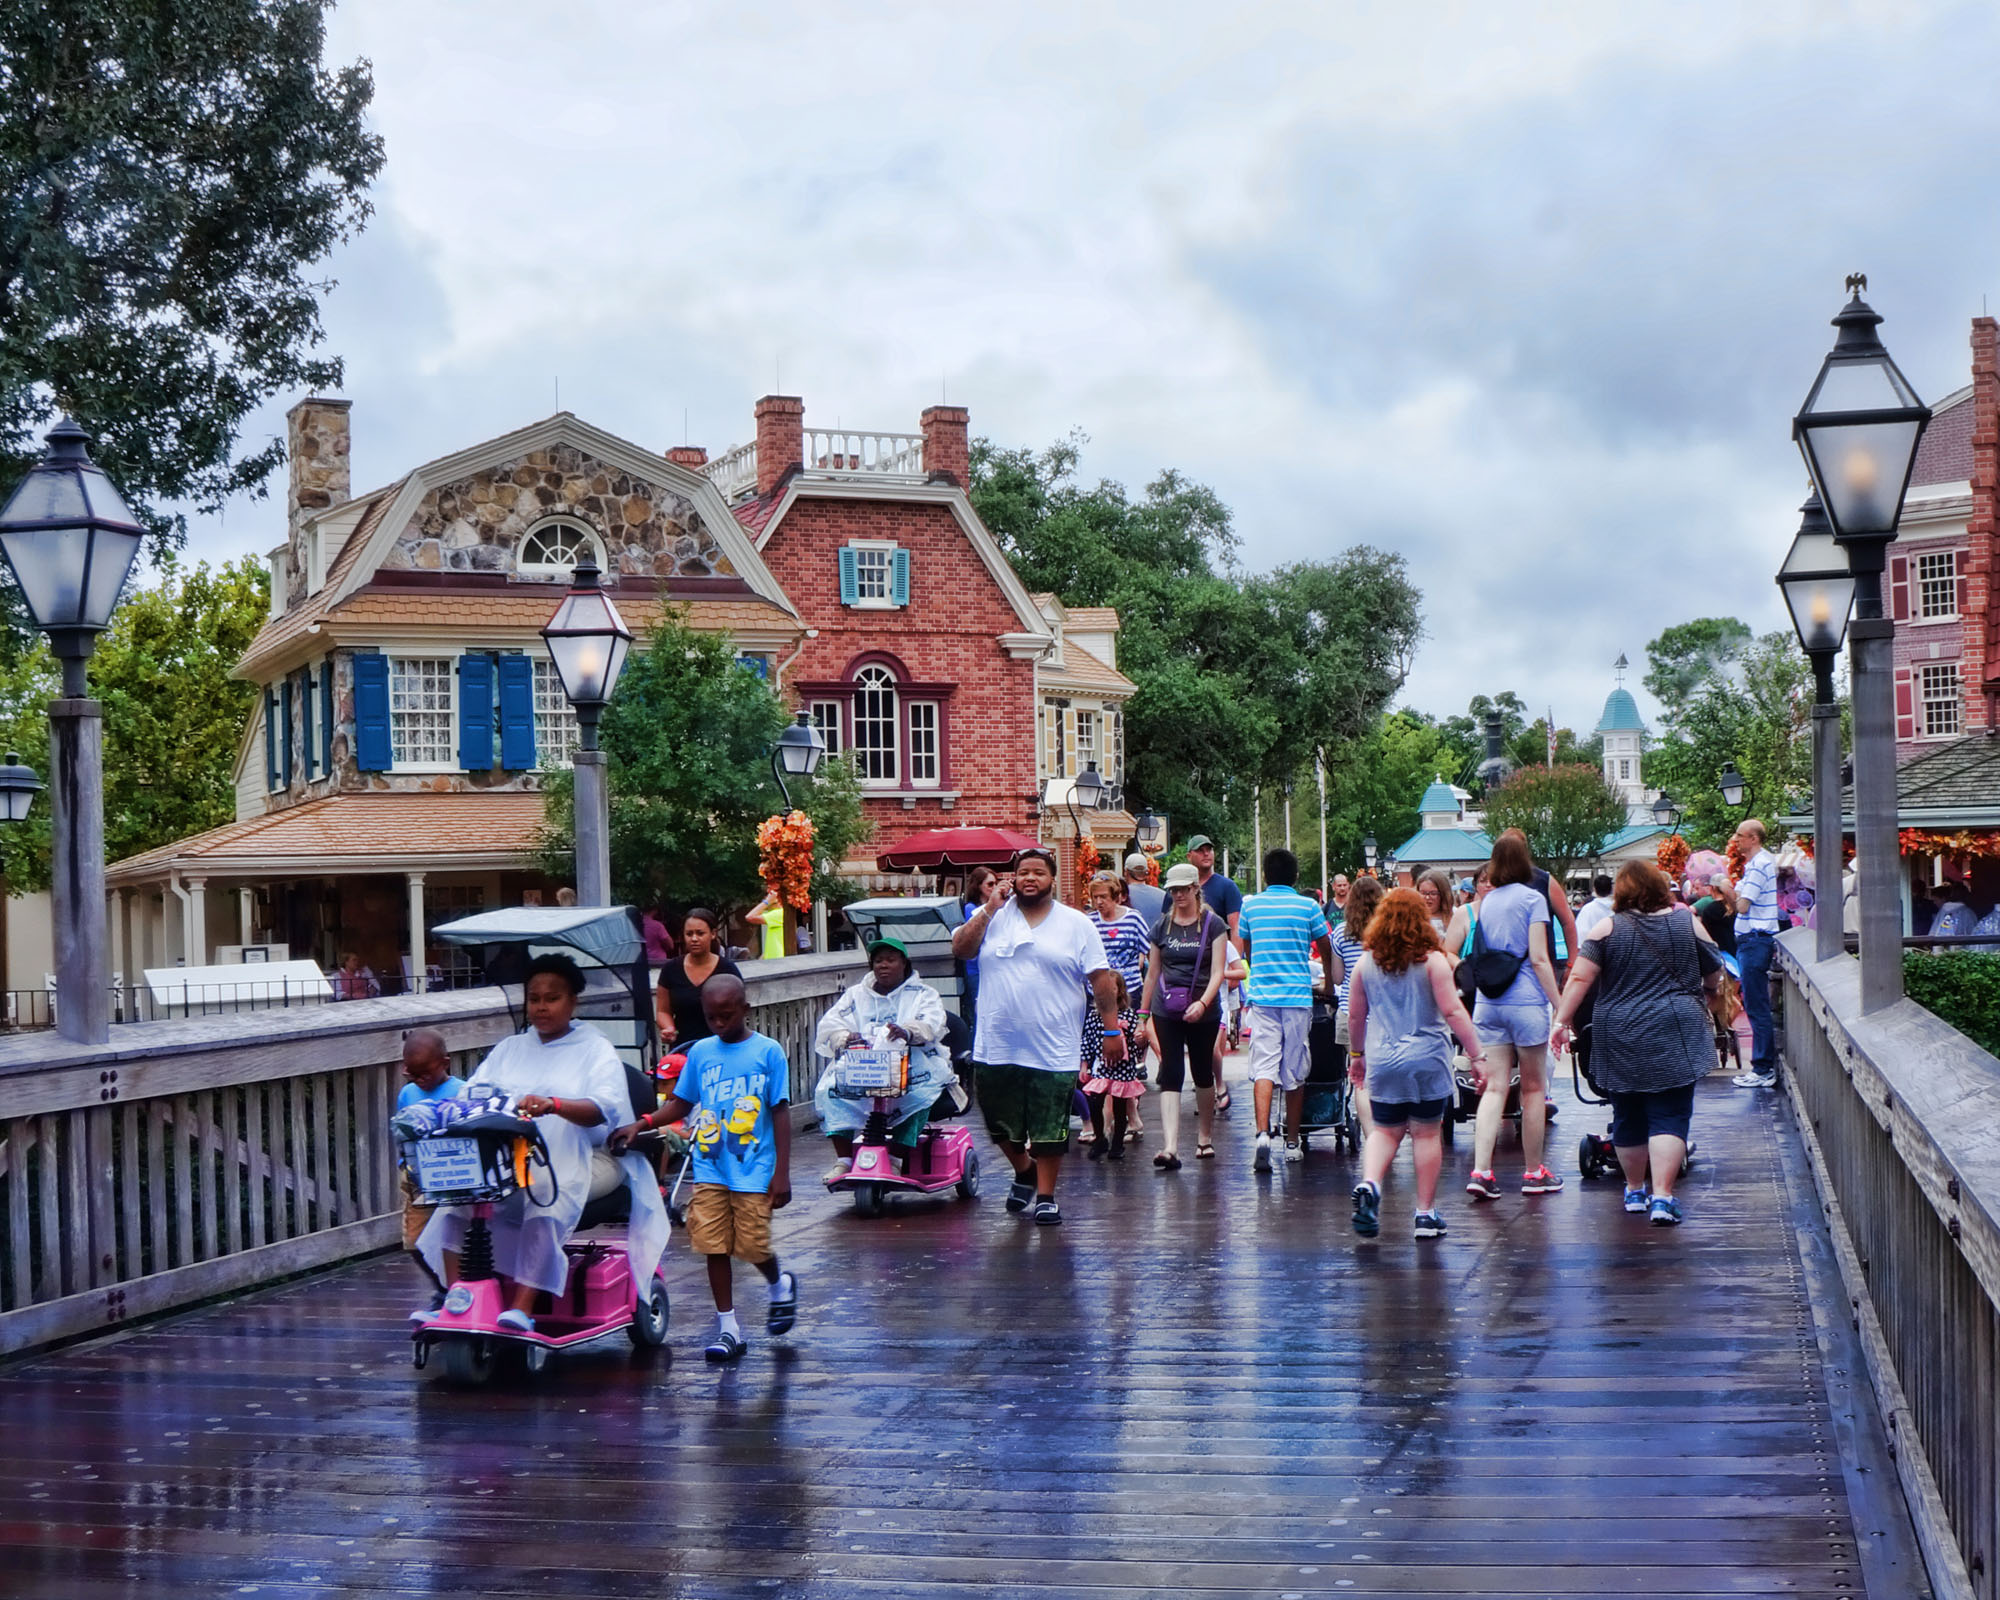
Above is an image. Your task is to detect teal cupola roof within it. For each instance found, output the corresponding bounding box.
[1596,688,1646,734]
[1417,777,1459,816]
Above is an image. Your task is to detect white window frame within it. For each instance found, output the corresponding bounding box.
[809,700,844,758]
[389,655,457,771]
[848,540,898,610]
[1074,708,1099,778]
[908,701,940,788]
[852,665,900,786]
[1916,549,1959,622]
[532,655,580,770]
[1618,758,1631,780]
[1920,662,1962,738]
[518,517,605,580]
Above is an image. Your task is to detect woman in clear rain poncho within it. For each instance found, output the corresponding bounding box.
[416,953,669,1333]
[814,936,958,1182]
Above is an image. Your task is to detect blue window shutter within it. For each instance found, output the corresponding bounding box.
[891,548,910,606]
[320,659,335,773]
[264,690,279,790]
[838,546,858,604]
[497,654,536,770]
[353,653,392,771]
[458,652,494,770]
[280,677,295,788]
[299,670,315,779]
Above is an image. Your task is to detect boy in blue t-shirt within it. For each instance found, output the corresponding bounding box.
[612,974,793,1363]
[395,1029,465,1299]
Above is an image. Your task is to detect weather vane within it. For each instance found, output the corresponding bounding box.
[1846,272,1868,297]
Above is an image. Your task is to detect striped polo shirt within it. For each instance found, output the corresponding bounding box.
[1237,885,1331,1008]
[1734,849,1781,936]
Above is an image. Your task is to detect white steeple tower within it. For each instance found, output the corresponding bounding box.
[1595,654,1650,823]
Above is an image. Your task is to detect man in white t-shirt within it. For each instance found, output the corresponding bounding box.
[952,847,1122,1226]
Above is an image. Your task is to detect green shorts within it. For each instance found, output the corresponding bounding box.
[977,1061,1074,1151]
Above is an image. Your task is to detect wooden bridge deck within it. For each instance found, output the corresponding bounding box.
[0,1068,1930,1598]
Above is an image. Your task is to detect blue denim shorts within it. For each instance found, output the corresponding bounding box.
[1474,1001,1550,1049]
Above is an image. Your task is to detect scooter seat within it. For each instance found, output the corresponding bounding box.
[576,1186,632,1231]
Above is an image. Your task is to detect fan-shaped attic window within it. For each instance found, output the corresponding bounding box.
[518,518,604,580]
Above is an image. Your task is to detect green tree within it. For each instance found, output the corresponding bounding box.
[0,0,385,552]
[1644,618,1753,731]
[1315,710,1464,879]
[0,556,268,889]
[538,611,870,916]
[1481,763,1630,881]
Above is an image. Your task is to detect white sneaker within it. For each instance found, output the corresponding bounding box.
[1283,1140,1304,1163]
[823,1157,854,1185]
[1732,1070,1777,1089]
[1253,1132,1273,1172]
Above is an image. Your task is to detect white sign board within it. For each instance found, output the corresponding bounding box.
[143,960,333,1015]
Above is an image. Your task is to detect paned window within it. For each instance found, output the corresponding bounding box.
[390,657,455,768]
[518,519,602,578]
[1918,550,1959,620]
[909,702,940,786]
[853,666,898,784]
[1074,709,1098,778]
[1921,662,1962,737]
[854,546,892,602]
[533,657,579,768]
[1618,758,1631,780]
[809,700,844,757]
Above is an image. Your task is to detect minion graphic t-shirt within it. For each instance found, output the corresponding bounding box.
[677,1031,790,1193]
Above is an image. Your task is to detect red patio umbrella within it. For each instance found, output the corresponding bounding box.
[873,825,1042,871]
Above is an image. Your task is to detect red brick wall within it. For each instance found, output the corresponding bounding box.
[760,494,1038,858]
[1969,317,1998,736]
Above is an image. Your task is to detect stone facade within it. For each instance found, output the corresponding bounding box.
[282,398,352,610]
[380,445,738,582]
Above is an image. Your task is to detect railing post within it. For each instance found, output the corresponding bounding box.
[1813,699,1845,963]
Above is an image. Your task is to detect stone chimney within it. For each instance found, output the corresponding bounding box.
[1970,317,1998,736]
[753,395,804,498]
[665,445,708,470]
[921,404,970,487]
[286,397,351,541]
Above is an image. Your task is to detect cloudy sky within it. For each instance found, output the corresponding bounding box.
[184,0,2000,735]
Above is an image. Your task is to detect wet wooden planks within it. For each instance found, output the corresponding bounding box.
[0,1071,1912,1596]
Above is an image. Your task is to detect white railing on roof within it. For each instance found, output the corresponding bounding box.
[703,440,759,502]
[805,428,925,479]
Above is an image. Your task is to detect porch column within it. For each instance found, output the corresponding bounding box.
[406,873,426,994]
[239,887,255,947]
[108,888,125,1004]
[185,877,208,966]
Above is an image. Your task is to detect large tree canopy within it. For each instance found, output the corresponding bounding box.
[971,434,1422,848]
[0,0,384,547]
[1481,763,1631,882]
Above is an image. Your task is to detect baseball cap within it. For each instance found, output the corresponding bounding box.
[1164,862,1200,888]
[1124,853,1149,874]
[866,935,910,960]
[1186,834,1214,851]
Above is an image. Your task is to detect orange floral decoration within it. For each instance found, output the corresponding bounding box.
[1798,834,1857,865]
[1655,834,1690,880]
[1075,836,1102,896]
[1725,833,1752,888]
[1898,828,2000,862]
[756,809,817,912]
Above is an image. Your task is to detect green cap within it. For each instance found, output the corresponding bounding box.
[1186,834,1214,851]
[866,935,910,961]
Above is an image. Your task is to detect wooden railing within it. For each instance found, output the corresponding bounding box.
[1780,930,1990,1600]
[0,954,860,1356]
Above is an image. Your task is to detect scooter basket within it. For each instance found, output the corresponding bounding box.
[408,1113,545,1207]
[834,1047,909,1098]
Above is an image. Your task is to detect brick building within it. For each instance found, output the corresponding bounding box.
[1890,316,2000,755]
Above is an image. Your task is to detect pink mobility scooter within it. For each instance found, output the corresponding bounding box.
[823,1029,981,1218]
[406,1103,669,1383]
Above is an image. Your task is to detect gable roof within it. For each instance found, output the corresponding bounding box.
[1038,638,1135,698]
[752,476,1051,648]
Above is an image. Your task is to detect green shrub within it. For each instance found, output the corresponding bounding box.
[1904,952,2000,1059]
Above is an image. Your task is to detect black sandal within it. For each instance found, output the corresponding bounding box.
[1213,1087,1232,1114]
[1154,1151,1181,1170]
[1195,1141,1216,1160]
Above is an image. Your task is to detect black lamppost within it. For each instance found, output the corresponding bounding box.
[1651,791,1681,831]
[1067,761,1105,837]
[0,419,145,1043]
[1793,278,1929,1012]
[770,711,826,813]
[1777,490,1856,962]
[0,752,42,1019]
[1135,809,1168,856]
[1717,762,1752,810]
[1362,834,1378,874]
[540,556,633,907]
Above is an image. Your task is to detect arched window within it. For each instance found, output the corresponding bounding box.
[852,665,899,784]
[517,518,604,579]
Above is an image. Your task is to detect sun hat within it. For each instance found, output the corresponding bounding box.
[1164,862,1200,889]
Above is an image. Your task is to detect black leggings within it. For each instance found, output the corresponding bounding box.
[1153,1009,1222,1093]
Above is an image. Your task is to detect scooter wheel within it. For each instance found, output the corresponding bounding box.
[629,1277,669,1348]
[853,1183,886,1218]
[436,1337,496,1386]
[956,1151,981,1201]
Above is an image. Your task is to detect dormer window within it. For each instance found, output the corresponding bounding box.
[518,517,605,580]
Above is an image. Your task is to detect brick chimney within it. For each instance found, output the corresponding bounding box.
[286,397,351,541]
[665,445,708,470]
[1971,317,1998,735]
[921,404,970,487]
[754,395,804,498]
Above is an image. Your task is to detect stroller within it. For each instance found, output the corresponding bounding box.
[1572,991,1696,1181]
[1287,1002,1361,1154]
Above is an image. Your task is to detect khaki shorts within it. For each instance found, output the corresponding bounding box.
[1248,1005,1314,1090]
[686,1183,773,1262]
[399,1172,434,1251]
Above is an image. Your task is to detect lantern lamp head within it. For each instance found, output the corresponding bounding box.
[1792,284,1930,545]
[539,557,632,746]
[1718,762,1750,809]
[0,752,42,824]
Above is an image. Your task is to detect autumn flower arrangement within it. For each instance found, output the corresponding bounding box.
[756,809,817,912]
[1655,834,1691,881]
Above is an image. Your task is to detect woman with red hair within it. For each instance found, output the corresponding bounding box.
[1347,888,1488,1239]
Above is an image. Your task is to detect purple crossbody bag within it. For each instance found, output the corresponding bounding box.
[1157,909,1218,1016]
